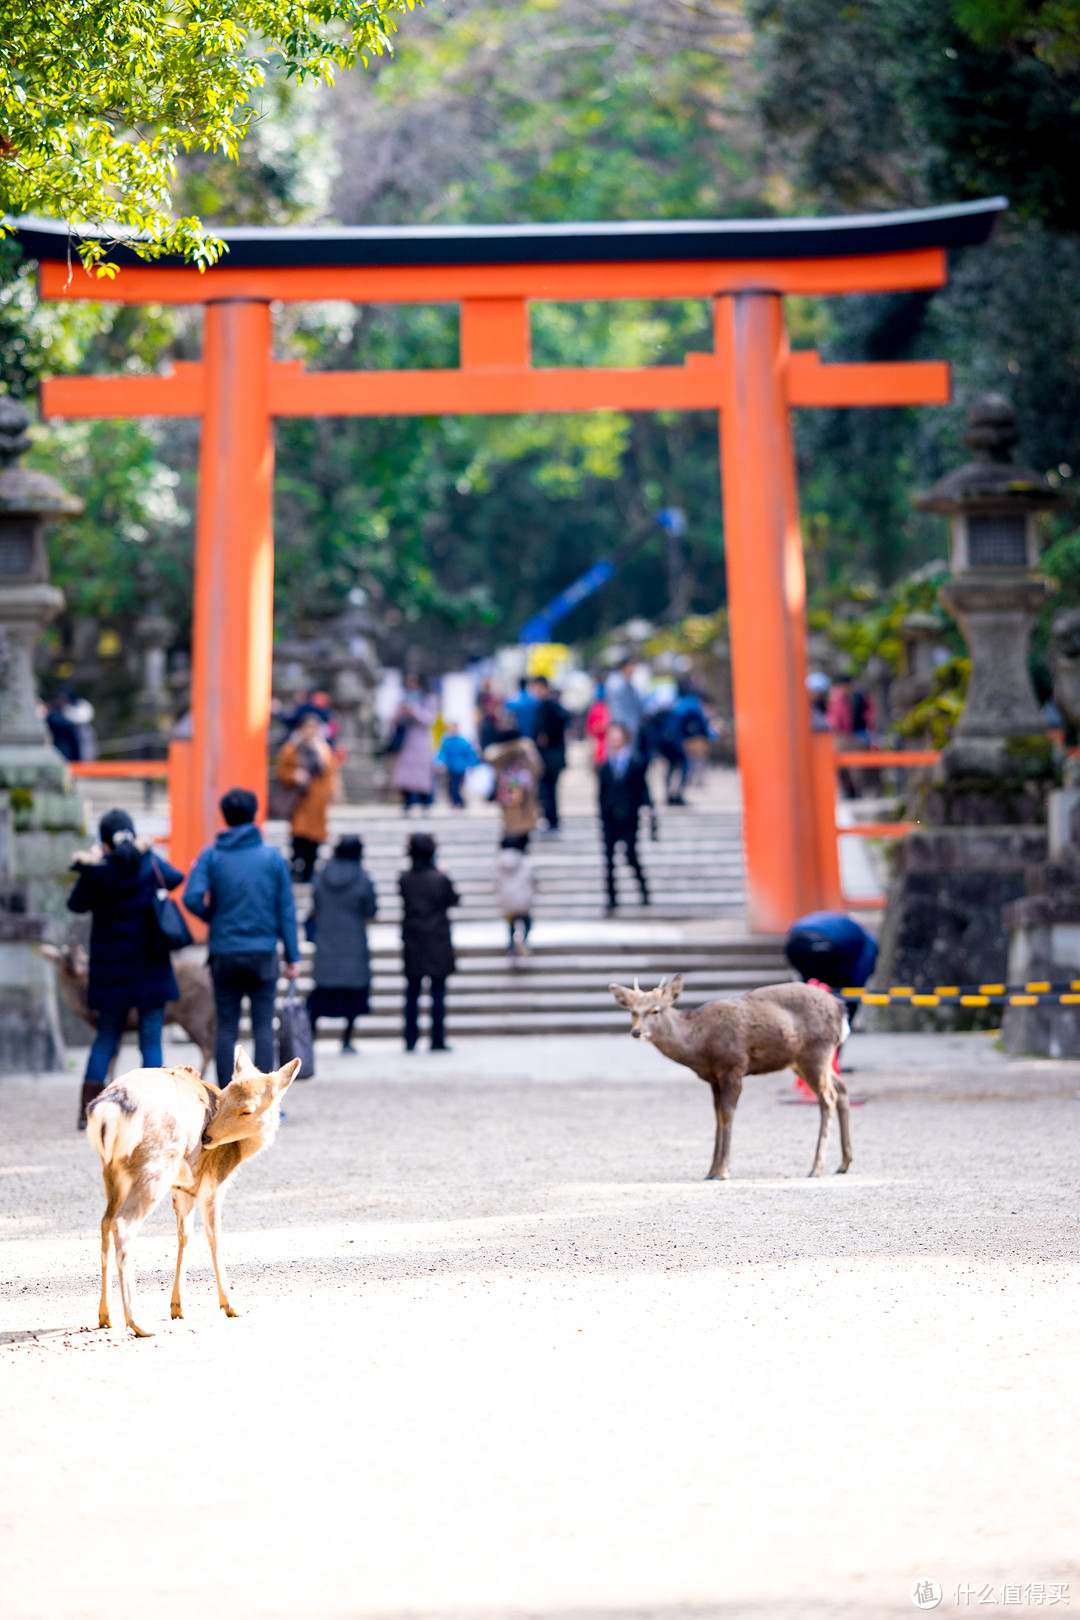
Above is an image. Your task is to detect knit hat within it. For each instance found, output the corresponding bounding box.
[98,808,136,848]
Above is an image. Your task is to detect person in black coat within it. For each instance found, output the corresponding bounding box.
[598,722,652,914]
[399,831,459,1051]
[67,808,184,1126]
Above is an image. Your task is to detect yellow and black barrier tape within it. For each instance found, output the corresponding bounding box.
[841,981,1080,1008]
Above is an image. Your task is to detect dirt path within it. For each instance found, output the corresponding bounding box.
[2,1031,1079,1620]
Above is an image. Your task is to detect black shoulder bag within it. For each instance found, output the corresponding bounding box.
[150,854,194,951]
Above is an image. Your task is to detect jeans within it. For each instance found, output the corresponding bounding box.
[85,1005,165,1084]
[291,835,319,883]
[447,771,466,808]
[404,975,447,1050]
[603,816,649,908]
[211,952,279,1082]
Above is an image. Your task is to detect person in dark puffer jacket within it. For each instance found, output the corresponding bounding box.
[68,808,184,1128]
[183,787,300,1084]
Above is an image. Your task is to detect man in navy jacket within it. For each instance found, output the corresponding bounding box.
[184,788,300,1083]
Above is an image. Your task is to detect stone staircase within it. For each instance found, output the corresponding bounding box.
[85,759,795,1041]
[275,788,791,1038]
[303,936,793,1038]
[280,802,747,924]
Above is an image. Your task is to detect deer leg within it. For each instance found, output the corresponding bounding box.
[112,1164,174,1338]
[199,1182,239,1318]
[706,1074,743,1181]
[834,1072,853,1174]
[98,1166,122,1329]
[170,1187,196,1319]
[797,1060,836,1177]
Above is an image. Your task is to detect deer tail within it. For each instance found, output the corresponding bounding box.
[85,1091,141,1167]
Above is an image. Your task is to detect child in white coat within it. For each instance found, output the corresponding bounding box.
[494,833,536,958]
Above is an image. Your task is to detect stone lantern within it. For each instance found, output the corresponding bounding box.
[0,396,86,1071]
[1000,605,1080,1056]
[0,396,82,789]
[871,396,1059,1017]
[915,395,1060,790]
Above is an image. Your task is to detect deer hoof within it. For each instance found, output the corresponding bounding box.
[705,1168,728,1181]
[170,1303,184,1320]
[220,1303,240,1319]
[128,1322,154,1339]
[836,1161,851,1175]
[97,1313,111,1330]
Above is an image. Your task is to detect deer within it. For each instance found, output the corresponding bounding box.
[85,1046,300,1338]
[41,940,216,1074]
[610,976,851,1180]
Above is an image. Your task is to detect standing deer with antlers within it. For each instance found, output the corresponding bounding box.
[610,976,851,1179]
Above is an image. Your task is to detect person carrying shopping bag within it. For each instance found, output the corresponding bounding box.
[68,808,185,1128]
[183,787,301,1084]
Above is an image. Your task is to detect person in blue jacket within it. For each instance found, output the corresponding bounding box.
[434,722,479,809]
[183,787,300,1084]
[784,910,878,1021]
[68,808,185,1127]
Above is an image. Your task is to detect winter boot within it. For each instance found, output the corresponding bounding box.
[77,1079,104,1131]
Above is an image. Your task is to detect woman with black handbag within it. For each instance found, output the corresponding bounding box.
[67,808,185,1128]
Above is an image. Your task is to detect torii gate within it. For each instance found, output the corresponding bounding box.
[17,199,1003,931]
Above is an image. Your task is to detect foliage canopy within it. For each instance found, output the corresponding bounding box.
[0,0,414,271]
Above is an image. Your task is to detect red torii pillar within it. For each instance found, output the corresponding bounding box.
[39,250,950,932]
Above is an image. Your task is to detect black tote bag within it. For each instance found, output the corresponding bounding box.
[150,855,193,951]
[278,981,315,1079]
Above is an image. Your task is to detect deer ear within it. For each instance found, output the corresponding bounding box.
[233,1043,259,1078]
[667,974,684,1003]
[610,984,633,1008]
[272,1058,301,1093]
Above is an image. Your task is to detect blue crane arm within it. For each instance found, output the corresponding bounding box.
[520,558,616,644]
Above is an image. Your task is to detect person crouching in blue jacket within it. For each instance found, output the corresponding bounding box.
[68,808,185,1128]
[183,788,300,1085]
[784,910,878,1023]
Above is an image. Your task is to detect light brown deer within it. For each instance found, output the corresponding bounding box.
[610,976,851,1179]
[41,941,216,1073]
[86,1046,300,1337]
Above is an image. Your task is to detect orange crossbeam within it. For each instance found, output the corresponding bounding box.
[42,352,949,421]
[785,351,949,407]
[69,760,170,778]
[42,361,204,419]
[38,248,948,306]
[839,821,918,837]
[834,750,941,767]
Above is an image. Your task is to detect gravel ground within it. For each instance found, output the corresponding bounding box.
[2,1029,1079,1620]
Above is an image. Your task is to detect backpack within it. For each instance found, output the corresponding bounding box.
[496,764,533,809]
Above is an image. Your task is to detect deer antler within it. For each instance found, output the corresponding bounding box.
[633,977,640,993]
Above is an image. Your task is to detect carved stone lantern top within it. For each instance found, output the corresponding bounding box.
[0,398,83,587]
[0,397,82,762]
[915,395,1061,573]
